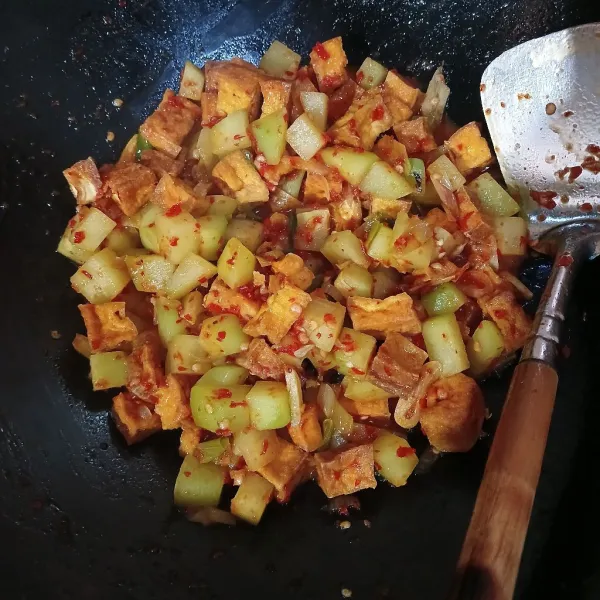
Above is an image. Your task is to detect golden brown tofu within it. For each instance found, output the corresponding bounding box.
[309,37,348,94]
[139,149,184,179]
[477,291,532,353]
[338,396,391,420]
[271,254,314,291]
[63,157,102,205]
[126,331,165,402]
[139,90,202,158]
[420,373,485,452]
[303,172,331,204]
[78,302,138,352]
[367,332,428,396]
[235,338,287,381]
[179,423,202,456]
[314,444,377,498]
[445,122,493,175]
[369,196,412,220]
[212,151,269,204]
[112,392,161,445]
[393,117,437,155]
[382,71,420,125]
[347,294,422,335]
[106,162,157,217]
[203,277,262,322]
[200,91,224,127]
[243,284,311,344]
[288,403,323,452]
[154,374,190,430]
[374,135,409,173]
[260,79,292,117]
[151,174,209,215]
[455,188,493,241]
[330,187,362,231]
[257,439,307,494]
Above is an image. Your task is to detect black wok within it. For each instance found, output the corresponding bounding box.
[1,1,600,598]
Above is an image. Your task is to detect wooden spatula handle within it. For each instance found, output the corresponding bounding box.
[450,359,558,600]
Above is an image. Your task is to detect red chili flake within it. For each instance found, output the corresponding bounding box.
[568,166,583,183]
[226,251,237,266]
[557,254,574,267]
[563,110,574,117]
[230,401,247,408]
[582,156,600,174]
[396,446,416,458]
[217,330,227,341]
[394,235,409,250]
[261,440,269,455]
[198,276,207,284]
[165,203,182,217]
[233,134,244,141]
[177,366,186,372]
[494,309,508,319]
[184,471,192,477]
[214,388,232,399]
[323,313,336,325]
[73,231,86,244]
[354,479,361,487]
[205,302,241,317]
[581,202,594,212]
[68,218,76,228]
[215,428,232,437]
[313,216,324,225]
[586,144,600,156]
[169,236,179,247]
[371,105,385,121]
[238,283,266,303]
[316,332,322,339]
[333,470,341,481]
[383,365,392,376]
[338,334,357,352]
[81,269,93,279]
[350,367,365,375]
[356,71,364,84]
[531,190,558,208]
[313,42,330,60]
[374,461,382,471]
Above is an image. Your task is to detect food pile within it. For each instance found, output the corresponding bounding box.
[58,36,532,525]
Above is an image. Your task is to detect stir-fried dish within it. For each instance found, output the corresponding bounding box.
[58,37,532,525]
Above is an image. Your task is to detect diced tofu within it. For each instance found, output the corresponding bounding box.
[309,37,348,93]
[314,444,377,498]
[382,70,420,124]
[139,90,202,158]
[445,122,493,175]
[303,172,331,204]
[126,332,165,402]
[330,187,363,231]
[374,135,409,173]
[338,395,391,419]
[393,117,437,155]
[347,294,422,335]
[477,291,532,353]
[179,424,203,456]
[420,373,485,452]
[260,79,292,117]
[235,338,287,381]
[288,403,323,452]
[63,157,102,205]
[370,196,411,219]
[154,374,190,430]
[139,149,184,179]
[78,302,138,352]
[271,254,314,290]
[203,277,262,322]
[200,91,224,127]
[367,332,428,396]
[151,174,208,215]
[106,163,157,216]
[455,189,493,241]
[243,284,311,344]
[112,392,161,445]
[256,438,308,496]
[212,151,269,204]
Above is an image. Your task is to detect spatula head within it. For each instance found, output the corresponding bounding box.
[481,23,600,243]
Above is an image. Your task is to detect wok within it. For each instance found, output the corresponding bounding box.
[1,1,599,598]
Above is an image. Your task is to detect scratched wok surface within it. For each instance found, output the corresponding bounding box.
[1,1,600,598]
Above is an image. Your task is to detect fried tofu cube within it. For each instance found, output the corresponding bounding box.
[63,157,102,205]
[347,294,422,335]
[235,338,287,381]
[330,188,363,231]
[151,174,209,215]
[288,403,323,452]
[140,89,202,158]
[260,79,292,117]
[369,196,411,220]
[382,71,420,124]
[445,122,493,175]
[78,302,138,352]
[338,396,391,420]
[257,438,308,494]
[303,172,331,204]
[310,37,348,93]
[139,149,184,179]
[393,117,437,155]
[212,150,269,204]
[200,91,224,127]
[455,189,493,241]
[203,277,262,322]
[126,331,165,402]
[106,163,157,216]
[367,332,428,397]
[179,423,203,456]
[314,444,377,498]
[155,374,190,430]
[477,291,532,353]
[374,135,409,173]
[243,283,311,344]
[112,392,161,445]
[420,373,485,452]
[271,254,314,290]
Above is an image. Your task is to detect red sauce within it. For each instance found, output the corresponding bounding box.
[73,231,86,244]
[165,203,182,217]
[557,254,573,267]
[371,105,385,121]
[333,470,341,481]
[237,283,265,304]
[217,330,227,341]
[586,144,600,156]
[213,388,232,399]
[205,302,241,318]
[313,42,330,60]
[581,202,594,212]
[169,236,179,247]
[582,156,600,174]
[567,166,583,183]
[396,446,416,458]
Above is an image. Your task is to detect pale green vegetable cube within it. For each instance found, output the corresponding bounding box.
[199,365,249,386]
[286,113,327,160]
[155,210,201,265]
[422,313,470,376]
[392,238,435,272]
[153,296,187,345]
[250,108,288,165]
[373,433,418,486]
[179,61,205,101]
[359,161,414,199]
[124,254,174,293]
[467,320,505,376]
[259,41,301,80]
[104,227,141,256]
[224,219,264,253]
[365,223,393,262]
[356,57,388,90]
[302,297,346,352]
[208,195,238,218]
[166,334,212,375]
[196,438,230,463]
[217,238,256,289]
[294,208,331,251]
[233,429,279,470]
[320,147,379,185]
[190,128,215,168]
[174,456,225,508]
[89,351,128,390]
[211,110,252,157]
[230,472,274,525]
[467,173,520,217]
[71,248,131,304]
[300,91,328,130]
[190,383,252,433]
[246,381,291,430]
[279,170,306,198]
[422,282,467,317]
[427,154,466,192]
[166,252,217,299]
[333,328,377,376]
[199,315,250,358]
[493,217,527,256]
[136,203,163,253]
[57,233,93,265]
[196,215,229,261]
[334,264,374,298]
[343,377,390,402]
[181,290,204,324]
[321,231,370,268]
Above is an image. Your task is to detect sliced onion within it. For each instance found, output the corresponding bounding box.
[499,271,534,300]
[431,175,459,220]
[317,384,354,438]
[422,66,450,130]
[285,367,304,427]
[394,361,442,429]
[323,280,345,303]
[186,507,237,526]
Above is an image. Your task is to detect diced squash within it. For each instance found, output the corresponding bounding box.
[279,170,306,198]
[359,161,413,200]
[365,223,393,263]
[136,203,163,253]
[343,377,390,402]
[211,110,252,157]
[196,215,229,261]
[321,231,370,269]
[320,147,379,186]
[217,237,256,289]
[356,57,388,90]
[301,297,346,352]
[166,334,211,375]
[71,248,131,304]
[294,209,331,251]
[467,320,505,376]
[234,429,279,470]
[166,253,218,299]
[224,219,264,253]
[90,351,128,390]
[250,108,288,165]
[195,438,230,463]
[179,61,205,101]
[181,290,204,325]
[246,381,292,430]
[154,210,201,265]
[208,195,238,218]
[422,313,470,376]
[231,472,275,525]
[422,282,467,316]
[104,227,141,256]
[427,155,466,192]
[199,314,250,358]
[333,328,377,376]
[334,264,373,298]
[153,296,187,345]
[493,217,527,256]
[467,173,519,217]
[173,456,225,508]
[190,383,252,433]
[259,41,301,80]
[300,92,328,130]
[125,254,174,293]
[445,122,493,175]
[286,113,327,160]
[373,433,418,487]
[200,365,249,386]
[190,127,215,168]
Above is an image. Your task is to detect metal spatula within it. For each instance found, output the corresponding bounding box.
[450,23,600,600]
